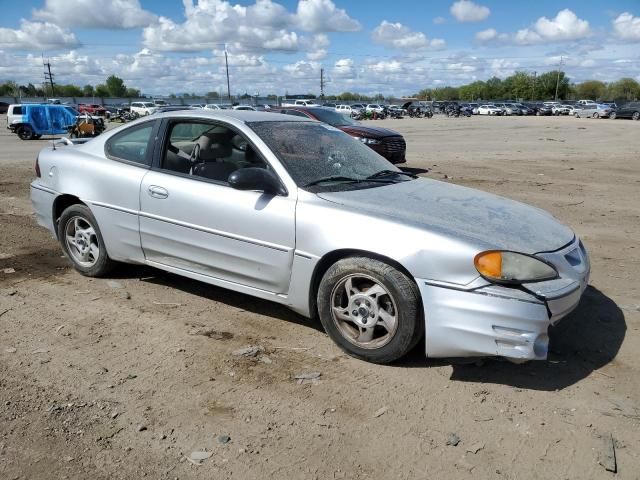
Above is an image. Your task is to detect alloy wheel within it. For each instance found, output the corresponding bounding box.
[330,274,398,349]
[64,216,100,267]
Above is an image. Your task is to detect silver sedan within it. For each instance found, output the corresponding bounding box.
[31,111,590,364]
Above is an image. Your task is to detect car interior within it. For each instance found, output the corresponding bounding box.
[162,122,268,182]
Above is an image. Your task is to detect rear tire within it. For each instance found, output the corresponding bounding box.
[633,112,640,121]
[593,112,599,119]
[609,112,616,120]
[317,257,424,364]
[17,125,34,140]
[57,204,115,277]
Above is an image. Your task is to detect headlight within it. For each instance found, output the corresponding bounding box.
[474,251,558,284]
[354,137,381,145]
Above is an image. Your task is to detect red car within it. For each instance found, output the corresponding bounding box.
[276,106,406,164]
[77,104,107,116]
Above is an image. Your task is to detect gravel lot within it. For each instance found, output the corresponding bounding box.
[1,114,639,479]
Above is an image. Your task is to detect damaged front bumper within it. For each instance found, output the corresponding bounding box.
[418,238,590,361]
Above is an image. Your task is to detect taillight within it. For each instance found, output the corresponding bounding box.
[35,156,41,178]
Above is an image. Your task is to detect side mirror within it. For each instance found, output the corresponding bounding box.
[228,168,286,196]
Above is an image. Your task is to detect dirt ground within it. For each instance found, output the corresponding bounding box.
[1,114,639,480]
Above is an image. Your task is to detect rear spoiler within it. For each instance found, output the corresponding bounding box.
[51,137,91,149]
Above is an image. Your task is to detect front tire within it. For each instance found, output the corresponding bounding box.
[609,112,616,119]
[317,257,424,363]
[633,111,640,121]
[57,204,114,277]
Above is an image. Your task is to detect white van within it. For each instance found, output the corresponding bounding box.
[129,102,157,116]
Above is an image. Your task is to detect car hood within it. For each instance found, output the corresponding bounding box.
[339,125,401,138]
[316,178,574,254]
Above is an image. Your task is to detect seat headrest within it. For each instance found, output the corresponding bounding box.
[197,132,232,161]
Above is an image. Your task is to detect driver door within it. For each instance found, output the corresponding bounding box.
[139,119,296,294]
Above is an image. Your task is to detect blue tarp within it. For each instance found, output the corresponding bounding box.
[24,104,77,135]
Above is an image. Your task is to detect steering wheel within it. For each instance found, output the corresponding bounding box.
[188,143,201,175]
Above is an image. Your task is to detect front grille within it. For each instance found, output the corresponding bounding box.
[382,136,406,155]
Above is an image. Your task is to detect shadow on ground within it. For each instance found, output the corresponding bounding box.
[399,286,625,391]
[111,264,325,333]
[7,249,623,391]
[400,166,430,176]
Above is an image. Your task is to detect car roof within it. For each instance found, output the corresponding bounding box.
[152,109,313,123]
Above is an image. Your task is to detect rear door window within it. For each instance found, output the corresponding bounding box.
[12,106,22,115]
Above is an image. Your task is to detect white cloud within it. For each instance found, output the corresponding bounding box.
[332,58,356,78]
[0,20,79,50]
[142,0,358,55]
[142,1,300,53]
[612,12,640,42]
[474,28,505,42]
[450,1,490,23]
[371,21,445,50]
[530,8,590,42]
[366,60,405,74]
[429,38,446,49]
[372,21,428,49]
[294,0,360,32]
[433,16,446,25]
[305,33,329,60]
[33,0,156,29]
[476,9,590,46]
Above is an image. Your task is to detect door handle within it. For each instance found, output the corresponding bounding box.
[148,185,169,199]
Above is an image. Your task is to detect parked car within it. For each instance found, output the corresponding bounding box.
[504,104,522,115]
[610,101,640,120]
[535,104,553,116]
[153,99,169,107]
[575,104,614,118]
[365,104,385,114]
[552,105,571,115]
[281,99,320,107]
[467,103,479,114]
[477,104,502,115]
[322,103,337,109]
[77,104,107,116]
[204,104,223,110]
[30,110,590,364]
[189,104,205,109]
[232,105,256,111]
[276,106,406,163]
[6,103,77,140]
[336,104,361,116]
[130,102,157,116]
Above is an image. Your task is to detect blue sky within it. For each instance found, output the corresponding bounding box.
[1,0,639,95]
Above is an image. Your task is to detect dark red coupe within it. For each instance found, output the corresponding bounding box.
[276,106,406,164]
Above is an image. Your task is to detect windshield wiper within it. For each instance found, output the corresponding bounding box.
[303,176,364,187]
[366,169,418,180]
[303,175,397,187]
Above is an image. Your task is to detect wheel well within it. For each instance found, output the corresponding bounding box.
[52,195,85,236]
[308,249,418,319]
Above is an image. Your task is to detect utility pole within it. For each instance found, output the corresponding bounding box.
[554,56,564,102]
[320,68,324,98]
[531,71,537,100]
[224,45,231,102]
[43,55,55,97]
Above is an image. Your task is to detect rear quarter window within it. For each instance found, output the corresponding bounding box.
[105,122,155,166]
[12,106,23,115]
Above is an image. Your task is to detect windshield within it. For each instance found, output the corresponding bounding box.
[310,108,358,127]
[248,121,405,191]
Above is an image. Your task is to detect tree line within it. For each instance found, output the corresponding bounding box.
[1,71,638,103]
[414,71,640,102]
[0,75,140,98]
